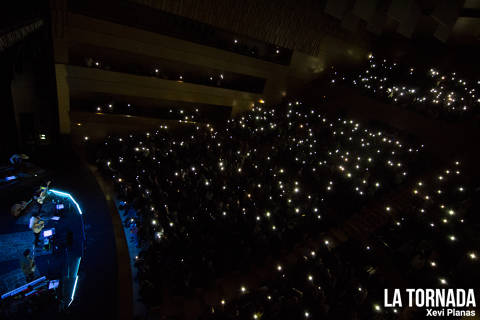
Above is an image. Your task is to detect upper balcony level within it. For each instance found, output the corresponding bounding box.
[68,44,266,94]
[64,65,261,115]
[69,0,293,65]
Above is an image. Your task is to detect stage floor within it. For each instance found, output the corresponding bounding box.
[0,190,84,307]
[1,147,119,319]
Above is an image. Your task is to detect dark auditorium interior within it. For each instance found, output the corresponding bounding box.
[1,0,480,319]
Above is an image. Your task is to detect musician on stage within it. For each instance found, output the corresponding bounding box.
[20,249,36,282]
[9,153,29,173]
[33,181,51,215]
[10,181,51,217]
[29,213,45,247]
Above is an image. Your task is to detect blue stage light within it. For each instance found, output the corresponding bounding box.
[48,189,84,308]
[69,275,79,307]
[1,276,47,299]
[49,189,83,215]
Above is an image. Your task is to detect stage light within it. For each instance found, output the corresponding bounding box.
[68,276,79,307]
[49,189,83,215]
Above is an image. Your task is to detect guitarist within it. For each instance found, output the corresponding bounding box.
[10,181,50,217]
[29,181,50,247]
[33,181,51,214]
[29,213,45,247]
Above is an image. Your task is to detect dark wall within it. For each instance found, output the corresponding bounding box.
[10,26,59,149]
[0,51,18,159]
[0,3,58,160]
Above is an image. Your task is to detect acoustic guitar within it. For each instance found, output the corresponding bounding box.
[11,199,33,217]
[32,218,45,234]
[36,181,51,205]
[10,181,52,217]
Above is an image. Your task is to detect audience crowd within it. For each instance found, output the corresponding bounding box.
[96,101,431,313]
[329,54,480,122]
[201,161,479,319]
[372,161,479,293]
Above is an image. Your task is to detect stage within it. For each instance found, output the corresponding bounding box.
[0,146,122,319]
[0,185,85,316]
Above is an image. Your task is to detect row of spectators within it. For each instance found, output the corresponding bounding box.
[90,103,220,123]
[200,161,479,319]
[372,161,479,293]
[80,56,265,94]
[96,101,429,312]
[329,54,480,122]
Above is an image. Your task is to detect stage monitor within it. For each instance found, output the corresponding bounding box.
[48,280,60,290]
[43,228,55,238]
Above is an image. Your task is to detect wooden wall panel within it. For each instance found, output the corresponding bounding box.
[130,0,372,56]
